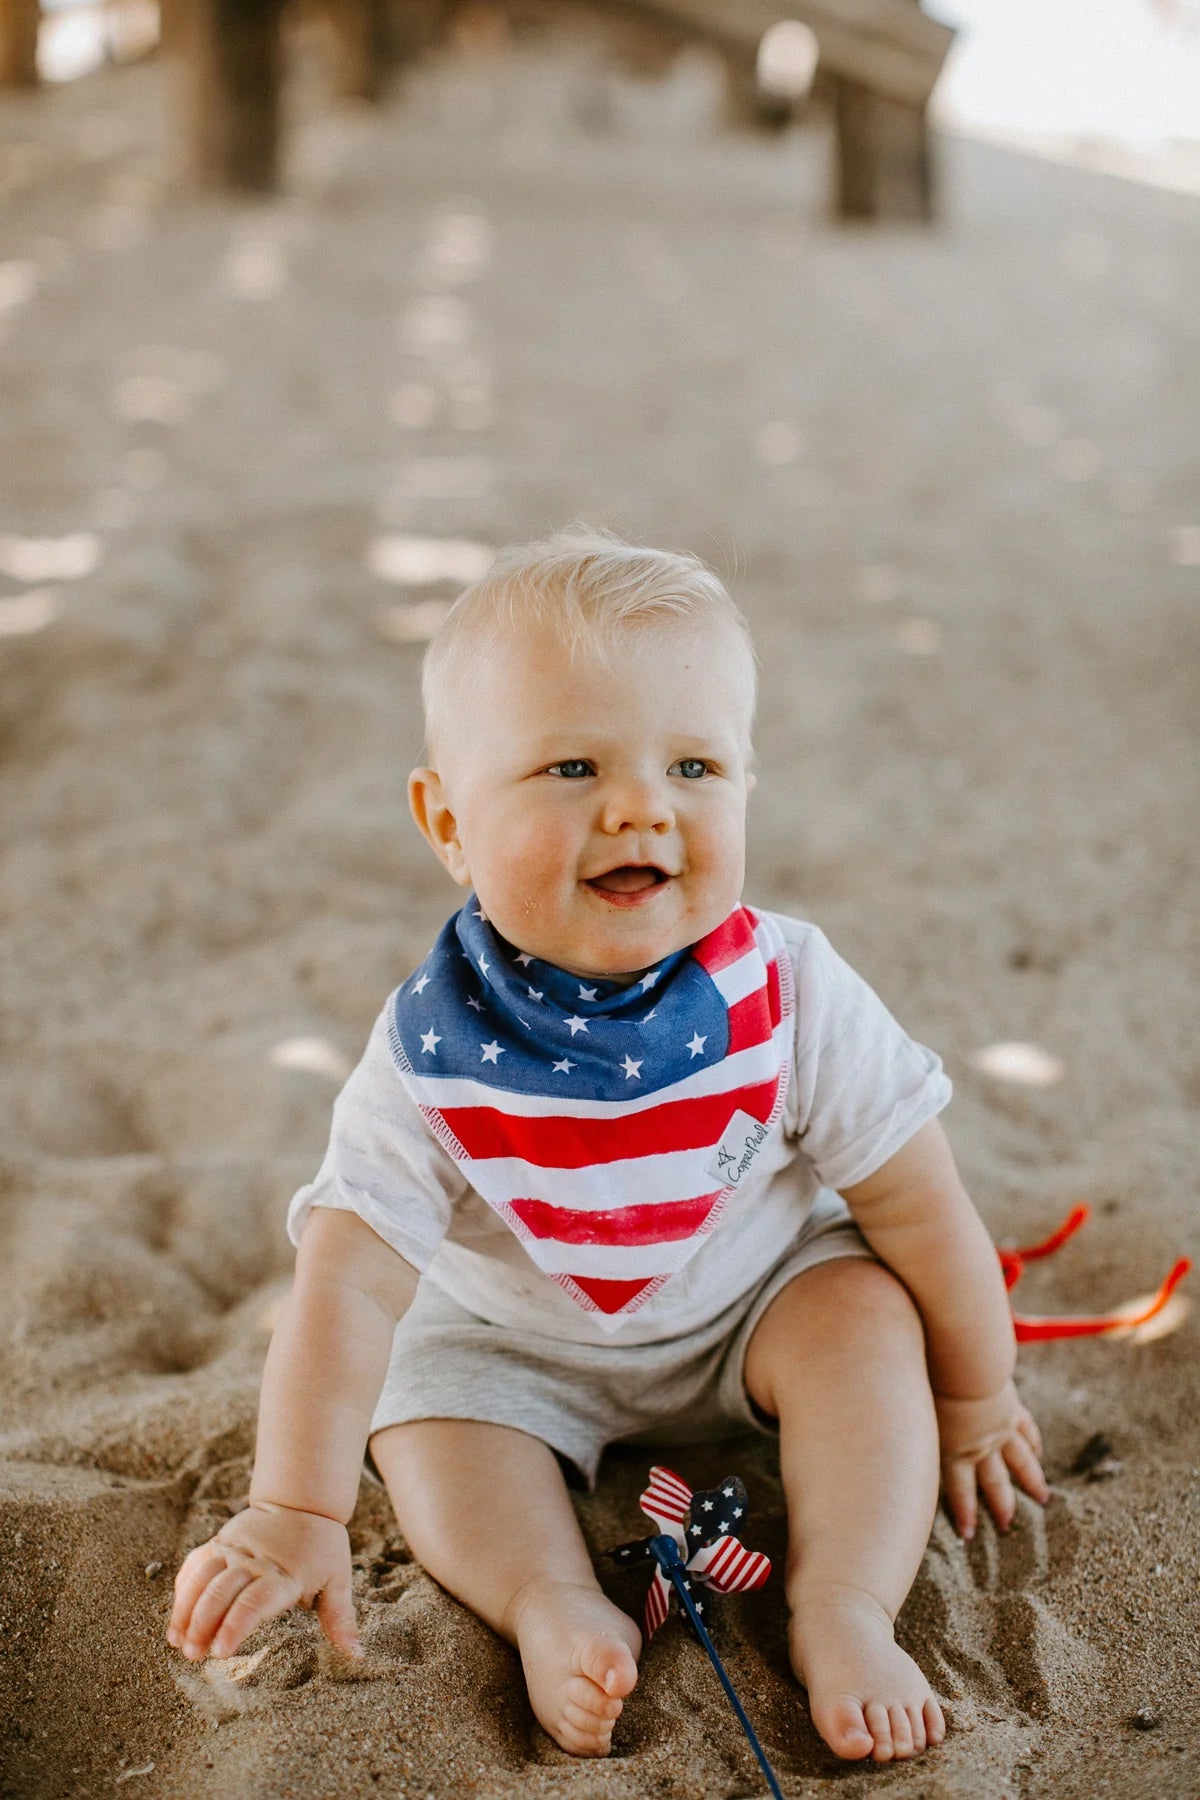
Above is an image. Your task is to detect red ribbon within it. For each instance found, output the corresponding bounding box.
[1000,1205,1190,1341]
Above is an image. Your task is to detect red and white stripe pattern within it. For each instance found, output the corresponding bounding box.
[639,1464,693,1533]
[396,907,793,1329]
[688,1534,772,1596]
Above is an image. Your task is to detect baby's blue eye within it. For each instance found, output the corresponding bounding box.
[672,759,710,780]
[547,760,593,779]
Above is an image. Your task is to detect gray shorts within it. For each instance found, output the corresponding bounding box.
[368,1195,874,1488]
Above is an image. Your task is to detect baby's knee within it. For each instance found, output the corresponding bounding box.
[849,1260,925,1346]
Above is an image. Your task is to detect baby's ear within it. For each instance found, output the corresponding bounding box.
[408,768,471,887]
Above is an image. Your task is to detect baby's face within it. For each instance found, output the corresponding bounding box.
[412,619,755,979]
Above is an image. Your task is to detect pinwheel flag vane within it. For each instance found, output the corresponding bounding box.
[608,1465,771,1638]
[608,1466,783,1800]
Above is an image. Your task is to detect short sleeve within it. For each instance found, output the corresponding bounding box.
[784,924,952,1191]
[286,998,465,1269]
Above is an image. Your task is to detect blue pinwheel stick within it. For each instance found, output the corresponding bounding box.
[607,1466,784,1800]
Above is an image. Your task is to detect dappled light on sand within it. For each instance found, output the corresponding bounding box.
[366,535,493,586]
[374,600,453,644]
[417,209,493,286]
[269,1038,352,1082]
[970,1042,1066,1086]
[0,532,101,581]
[223,239,288,302]
[0,589,60,637]
[0,259,37,319]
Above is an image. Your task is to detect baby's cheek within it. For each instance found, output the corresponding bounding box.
[485,822,571,923]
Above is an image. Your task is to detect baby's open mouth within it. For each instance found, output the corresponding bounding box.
[585,866,670,895]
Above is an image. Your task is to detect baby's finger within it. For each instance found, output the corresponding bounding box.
[180,1565,258,1659]
[1003,1432,1050,1505]
[1016,1408,1044,1459]
[211,1573,301,1660]
[169,1545,229,1645]
[942,1458,978,1540]
[977,1450,1016,1531]
[315,1568,362,1659]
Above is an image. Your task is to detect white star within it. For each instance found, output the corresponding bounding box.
[733,1506,743,1518]
[480,1040,503,1063]
[578,984,598,1002]
[420,1029,441,1055]
[411,972,431,995]
[527,987,544,1002]
[564,1015,588,1036]
[638,970,660,993]
[723,1486,734,1497]
[686,1032,707,1058]
[466,996,483,1012]
[552,1057,575,1074]
[701,1499,714,1512]
[718,1521,729,1533]
[477,953,490,976]
[689,1524,702,1537]
[515,952,534,967]
[621,1055,643,1080]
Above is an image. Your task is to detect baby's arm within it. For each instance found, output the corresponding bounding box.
[169,1208,418,1661]
[840,1119,1049,1539]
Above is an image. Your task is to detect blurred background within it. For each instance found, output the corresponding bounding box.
[1,6,1199,1796]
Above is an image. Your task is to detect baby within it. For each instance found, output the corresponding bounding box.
[169,529,1048,1764]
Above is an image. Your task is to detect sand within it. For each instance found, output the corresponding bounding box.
[1,19,1198,1799]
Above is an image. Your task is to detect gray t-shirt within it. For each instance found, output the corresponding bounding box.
[288,910,951,1346]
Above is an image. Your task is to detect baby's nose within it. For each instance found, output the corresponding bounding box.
[599,776,675,836]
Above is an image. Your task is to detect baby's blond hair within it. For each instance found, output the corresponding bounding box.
[421,526,756,765]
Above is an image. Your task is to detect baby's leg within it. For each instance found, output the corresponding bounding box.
[743,1258,945,1764]
[370,1419,641,1756]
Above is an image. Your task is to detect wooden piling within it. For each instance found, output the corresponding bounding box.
[177,0,286,193]
[321,0,386,101]
[833,79,932,221]
[0,0,40,89]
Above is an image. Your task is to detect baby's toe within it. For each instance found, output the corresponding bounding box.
[864,1700,894,1761]
[558,1703,615,1756]
[810,1694,874,1761]
[578,1636,638,1699]
[888,1705,914,1758]
[924,1697,946,1745]
[565,1674,622,1721]
[562,1698,614,1736]
[906,1703,927,1753]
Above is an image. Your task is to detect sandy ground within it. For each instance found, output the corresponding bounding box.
[1,22,1198,1800]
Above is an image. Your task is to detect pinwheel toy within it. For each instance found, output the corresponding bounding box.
[608,1465,783,1800]
[1003,1206,1190,1341]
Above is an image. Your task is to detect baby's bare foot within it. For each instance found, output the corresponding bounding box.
[790,1582,946,1763]
[507,1579,641,1756]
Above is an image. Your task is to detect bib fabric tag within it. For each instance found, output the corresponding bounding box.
[705,1109,773,1190]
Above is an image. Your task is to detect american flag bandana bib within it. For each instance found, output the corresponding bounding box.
[388,899,794,1329]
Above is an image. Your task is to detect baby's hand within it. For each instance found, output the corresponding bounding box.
[934,1382,1049,1539]
[168,1501,360,1663]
